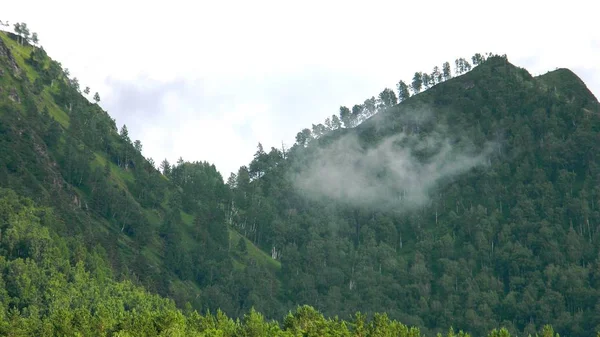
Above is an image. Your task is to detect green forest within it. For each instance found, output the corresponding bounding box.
[2,23,600,336]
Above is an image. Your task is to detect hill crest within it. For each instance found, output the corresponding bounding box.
[3,27,600,337]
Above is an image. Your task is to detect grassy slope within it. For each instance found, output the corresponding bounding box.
[179,209,281,271]
[0,33,69,127]
[229,229,281,272]
[0,30,279,276]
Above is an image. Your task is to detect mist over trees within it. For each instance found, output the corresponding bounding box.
[225,54,600,337]
[2,24,600,337]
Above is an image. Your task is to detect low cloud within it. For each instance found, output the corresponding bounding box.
[292,110,496,212]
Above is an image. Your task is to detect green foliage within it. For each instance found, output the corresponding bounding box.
[226,55,600,337]
[340,106,352,128]
[378,88,398,109]
[237,236,248,253]
[411,72,423,94]
[0,29,281,321]
[0,186,557,336]
[229,230,281,272]
[397,80,411,102]
[3,27,600,337]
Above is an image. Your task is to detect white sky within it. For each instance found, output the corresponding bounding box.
[4,0,599,177]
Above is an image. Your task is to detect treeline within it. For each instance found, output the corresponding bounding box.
[294,52,500,147]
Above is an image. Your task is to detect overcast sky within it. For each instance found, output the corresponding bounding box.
[5,0,599,177]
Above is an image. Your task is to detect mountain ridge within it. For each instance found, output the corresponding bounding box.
[2,27,600,337]
[0,29,282,316]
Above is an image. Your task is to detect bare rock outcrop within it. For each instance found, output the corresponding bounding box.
[0,36,21,77]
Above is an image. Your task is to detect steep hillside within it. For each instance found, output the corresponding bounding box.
[0,186,561,336]
[0,29,282,319]
[228,56,600,337]
[3,26,600,337]
[2,187,506,336]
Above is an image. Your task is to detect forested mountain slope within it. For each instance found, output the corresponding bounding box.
[0,187,526,336]
[227,56,600,337]
[0,29,281,320]
[2,25,600,337]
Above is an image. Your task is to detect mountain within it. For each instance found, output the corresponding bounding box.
[2,27,600,337]
[0,29,282,319]
[228,56,600,336]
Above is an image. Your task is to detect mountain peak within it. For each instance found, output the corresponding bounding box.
[536,67,599,106]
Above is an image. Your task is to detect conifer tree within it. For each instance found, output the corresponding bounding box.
[397,80,410,102]
[442,61,452,80]
[411,72,423,94]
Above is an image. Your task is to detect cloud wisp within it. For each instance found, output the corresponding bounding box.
[291,110,496,213]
